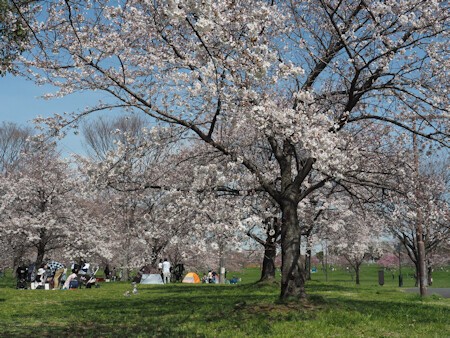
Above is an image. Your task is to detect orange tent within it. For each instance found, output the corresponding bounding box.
[182,272,201,284]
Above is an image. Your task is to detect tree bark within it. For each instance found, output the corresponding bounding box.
[36,250,45,269]
[260,240,277,281]
[121,236,131,281]
[355,264,360,285]
[280,199,306,300]
[247,217,280,282]
[413,259,428,288]
[427,265,433,286]
[305,245,312,281]
[35,236,48,268]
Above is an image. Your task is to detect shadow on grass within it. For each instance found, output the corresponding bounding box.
[1,284,279,337]
[2,281,449,337]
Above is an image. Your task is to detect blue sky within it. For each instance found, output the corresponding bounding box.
[0,74,103,155]
[1,74,58,123]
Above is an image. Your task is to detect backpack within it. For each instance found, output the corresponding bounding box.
[69,279,79,289]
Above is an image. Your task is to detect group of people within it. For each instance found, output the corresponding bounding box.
[103,265,118,281]
[17,257,238,288]
[133,259,188,284]
[202,270,219,284]
[16,259,94,290]
[201,270,240,284]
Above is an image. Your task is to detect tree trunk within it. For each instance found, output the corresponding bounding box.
[305,247,312,281]
[150,244,164,268]
[35,241,47,268]
[11,242,28,277]
[260,240,276,281]
[427,265,433,286]
[13,255,22,278]
[355,264,360,285]
[280,199,306,300]
[121,237,131,281]
[414,261,419,287]
[247,217,280,282]
[412,259,428,288]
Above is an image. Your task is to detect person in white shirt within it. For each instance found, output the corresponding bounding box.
[63,268,79,289]
[35,264,47,287]
[158,259,163,281]
[162,258,171,284]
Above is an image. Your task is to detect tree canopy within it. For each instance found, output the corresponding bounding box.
[5,0,450,300]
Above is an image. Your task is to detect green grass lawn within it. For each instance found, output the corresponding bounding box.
[0,265,449,337]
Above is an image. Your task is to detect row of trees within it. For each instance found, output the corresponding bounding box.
[0,117,448,286]
[0,0,449,300]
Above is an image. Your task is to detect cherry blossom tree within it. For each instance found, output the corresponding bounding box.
[377,253,401,270]
[0,122,33,267]
[297,187,340,281]
[429,249,450,271]
[80,114,272,278]
[79,116,249,279]
[79,119,188,278]
[246,196,282,282]
[322,207,383,285]
[384,157,450,286]
[0,137,104,270]
[13,0,450,300]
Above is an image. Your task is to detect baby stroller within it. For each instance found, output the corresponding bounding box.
[16,265,28,289]
[27,263,37,283]
[78,266,99,288]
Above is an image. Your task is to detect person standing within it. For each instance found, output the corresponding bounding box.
[47,260,65,289]
[162,258,171,284]
[112,267,117,281]
[158,259,163,281]
[104,264,110,280]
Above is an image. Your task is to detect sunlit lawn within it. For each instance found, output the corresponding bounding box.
[0,265,448,337]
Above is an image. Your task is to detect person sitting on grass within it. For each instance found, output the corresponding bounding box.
[229,276,240,284]
[62,268,79,290]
